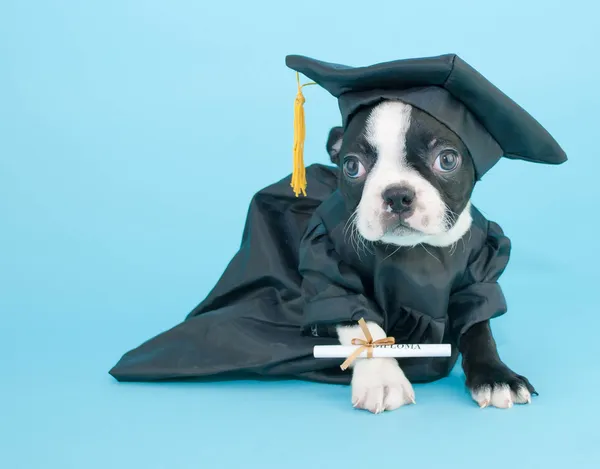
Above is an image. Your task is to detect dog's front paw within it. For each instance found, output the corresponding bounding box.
[351,358,415,414]
[466,362,537,409]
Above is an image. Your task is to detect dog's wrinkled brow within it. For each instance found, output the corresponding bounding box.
[347,137,377,160]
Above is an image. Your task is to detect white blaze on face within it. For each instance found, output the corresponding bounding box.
[356,101,449,246]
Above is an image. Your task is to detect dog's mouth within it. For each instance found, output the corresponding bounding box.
[390,222,422,235]
[380,212,426,236]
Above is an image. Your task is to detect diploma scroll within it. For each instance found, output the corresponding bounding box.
[314,318,452,370]
[313,343,452,359]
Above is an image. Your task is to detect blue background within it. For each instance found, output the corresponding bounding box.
[1,1,598,468]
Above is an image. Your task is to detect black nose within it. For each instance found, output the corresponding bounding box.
[383,186,416,214]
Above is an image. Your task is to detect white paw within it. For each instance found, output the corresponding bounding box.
[351,358,415,414]
[471,384,532,409]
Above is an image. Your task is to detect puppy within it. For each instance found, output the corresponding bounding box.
[325,100,536,413]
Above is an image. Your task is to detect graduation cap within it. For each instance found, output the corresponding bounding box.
[286,53,567,197]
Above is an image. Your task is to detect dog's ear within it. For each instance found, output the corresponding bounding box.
[326,126,344,165]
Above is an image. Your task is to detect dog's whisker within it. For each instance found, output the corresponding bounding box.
[358,230,373,255]
[461,226,472,253]
[344,210,374,260]
[343,210,358,238]
[357,227,373,258]
[449,240,458,256]
[420,244,441,264]
[442,205,460,233]
[344,210,361,256]
[352,229,361,259]
[382,244,402,261]
[347,216,366,260]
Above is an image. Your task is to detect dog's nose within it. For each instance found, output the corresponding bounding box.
[382,186,416,215]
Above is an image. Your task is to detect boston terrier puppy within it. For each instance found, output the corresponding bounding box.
[326,100,536,413]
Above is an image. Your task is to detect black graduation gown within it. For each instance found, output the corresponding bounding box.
[109,164,511,385]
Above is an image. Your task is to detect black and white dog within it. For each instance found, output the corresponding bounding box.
[325,100,536,413]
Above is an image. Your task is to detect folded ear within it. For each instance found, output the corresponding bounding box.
[326,126,344,165]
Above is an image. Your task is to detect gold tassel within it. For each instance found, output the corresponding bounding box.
[291,72,316,197]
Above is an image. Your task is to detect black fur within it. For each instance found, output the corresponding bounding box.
[460,321,537,398]
[326,126,344,165]
[405,108,475,219]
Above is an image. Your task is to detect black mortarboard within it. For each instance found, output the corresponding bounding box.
[286,53,567,196]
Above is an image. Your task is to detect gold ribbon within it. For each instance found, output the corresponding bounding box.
[339,318,395,370]
[291,72,316,197]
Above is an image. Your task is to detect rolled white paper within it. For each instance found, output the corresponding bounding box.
[313,344,451,359]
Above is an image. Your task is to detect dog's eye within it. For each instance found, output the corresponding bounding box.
[433,150,461,173]
[343,156,366,179]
